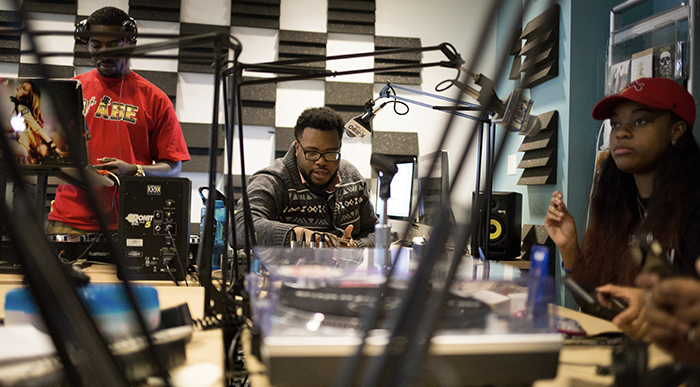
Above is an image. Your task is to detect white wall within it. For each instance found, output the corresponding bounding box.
[374,0,498,223]
[3,0,498,224]
[218,0,497,224]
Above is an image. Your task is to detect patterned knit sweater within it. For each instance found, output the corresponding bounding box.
[235,144,378,247]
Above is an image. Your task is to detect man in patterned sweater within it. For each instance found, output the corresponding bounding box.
[235,107,377,247]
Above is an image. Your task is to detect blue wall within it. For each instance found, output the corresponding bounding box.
[494,0,628,307]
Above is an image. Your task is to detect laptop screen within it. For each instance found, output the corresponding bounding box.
[0,78,87,169]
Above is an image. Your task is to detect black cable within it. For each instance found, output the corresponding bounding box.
[72,183,119,262]
[162,256,178,286]
[165,229,188,287]
[188,264,199,283]
[378,85,410,116]
[163,260,179,286]
[387,100,409,116]
[227,323,245,371]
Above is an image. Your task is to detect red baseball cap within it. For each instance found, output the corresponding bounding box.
[592,77,696,129]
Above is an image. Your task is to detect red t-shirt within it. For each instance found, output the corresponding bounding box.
[48,70,190,231]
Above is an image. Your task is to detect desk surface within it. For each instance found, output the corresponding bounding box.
[0,267,224,387]
[1,267,677,387]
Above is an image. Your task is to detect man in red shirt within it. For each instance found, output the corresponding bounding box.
[48,6,190,235]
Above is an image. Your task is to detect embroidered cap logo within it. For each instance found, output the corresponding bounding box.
[622,80,645,94]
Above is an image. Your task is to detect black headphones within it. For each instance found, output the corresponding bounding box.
[613,338,700,387]
[74,17,138,44]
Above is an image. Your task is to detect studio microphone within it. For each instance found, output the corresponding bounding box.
[454,73,541,136]
[344,99,386,139]
[492,90,542,136]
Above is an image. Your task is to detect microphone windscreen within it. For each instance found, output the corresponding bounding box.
[521,116,542,137]
[344,116,372,139]
[370,153,398,176]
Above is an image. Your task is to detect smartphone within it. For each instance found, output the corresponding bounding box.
[562,276,628,321]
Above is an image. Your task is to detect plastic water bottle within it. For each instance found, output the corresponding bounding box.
[526,244,554,329]
[199,187,226,271]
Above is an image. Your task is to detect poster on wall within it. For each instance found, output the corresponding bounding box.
[630,48,654,82]
[606,60,630,96]
[654,45,675,79]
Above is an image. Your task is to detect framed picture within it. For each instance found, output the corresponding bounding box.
[630,48,654,81]
[606,60,630,96]
[655,44,676,79]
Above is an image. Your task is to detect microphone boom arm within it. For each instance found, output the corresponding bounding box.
[380,82,484,121]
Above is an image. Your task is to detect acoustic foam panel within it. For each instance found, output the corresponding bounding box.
[324,81,373,123]
[21,0,76,15]
[2,0,425,179]
[371,131,418,157]
[274,127,295,153]
[178,22,230,74]
[519,4,559,89]
[237,76,276,127]
[327,0,375,35]
[137,70,178,100]
[180,122,225,173]
[278,29,327,69]
[374,35,421,85]
[0,11,21,63]
[128,0,181,23]
[18,63,74,78]
[230,0,280,30]
[517,110,557,186]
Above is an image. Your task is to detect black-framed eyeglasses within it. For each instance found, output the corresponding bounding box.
[297,141,341,161]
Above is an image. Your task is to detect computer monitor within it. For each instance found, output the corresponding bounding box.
[374,155,416,221]
[418,150,451,226]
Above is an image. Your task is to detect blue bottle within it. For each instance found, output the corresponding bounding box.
[199,188,226,271]
[526,244,554,330]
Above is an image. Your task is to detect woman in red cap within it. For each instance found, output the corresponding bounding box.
[545,78,700,337]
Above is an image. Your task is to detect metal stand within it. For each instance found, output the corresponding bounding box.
[370,154,398,269]
[373,203,391,269]
[378,83,499,278]
[471,113,497,280]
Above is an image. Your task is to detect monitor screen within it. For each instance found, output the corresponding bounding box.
[375,156,416,220]
[0,78,87,168]
[418,150,450,226]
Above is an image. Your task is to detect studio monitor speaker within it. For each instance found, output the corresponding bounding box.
[473,191,522,260]
[118,177,191,281]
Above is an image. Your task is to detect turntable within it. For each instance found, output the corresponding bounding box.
[246,247,562,387]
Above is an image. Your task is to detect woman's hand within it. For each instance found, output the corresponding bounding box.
[544,191,580,268]
[596,284,648,339]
